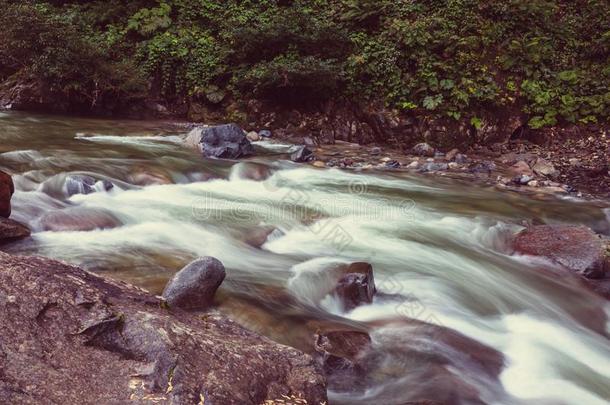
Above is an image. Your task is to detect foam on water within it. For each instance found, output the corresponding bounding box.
[3,115,610,404]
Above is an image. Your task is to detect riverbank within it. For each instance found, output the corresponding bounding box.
[0,250,328,404]
[248,122,610,201]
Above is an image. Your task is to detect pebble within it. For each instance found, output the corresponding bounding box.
[385,160,401,169]
[445,148,460,161]
[455,154,469,164]
[569,158,581,167]
[527,180,540,187]
[246,131,260,142]
[370,147,381,155]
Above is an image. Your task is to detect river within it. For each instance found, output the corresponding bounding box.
[1,110,609,404]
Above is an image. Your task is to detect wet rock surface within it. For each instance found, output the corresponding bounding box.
[185,124,254,159]
[38,207,122,232]
[314,329,372,392]
[65,174,113,196]
[0,170,14,218]
[334,262,376,311]
[0,217,30,244]
[412,143,436,157]
[513,225,608,279]
[0,252,327,404]
[317,318,506,404]
[162,257,226,310]
[291,146,315,163]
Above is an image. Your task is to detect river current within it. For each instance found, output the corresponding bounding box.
[1,111,609,404]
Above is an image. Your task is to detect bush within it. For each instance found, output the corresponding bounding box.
[0,1,146,110]
[1,0,608,126]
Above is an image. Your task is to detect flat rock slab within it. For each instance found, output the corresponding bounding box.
[513,225,608,279]
[0,252,326,404]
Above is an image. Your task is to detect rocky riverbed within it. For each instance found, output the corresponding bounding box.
[1,112,610,404]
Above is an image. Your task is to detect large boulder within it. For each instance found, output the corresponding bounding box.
[162,257,226,310]
[333,262,376,311]
[532,158,558,178]
[185,124,254,159]
[412,143,436,157]
[0,217,30,244]
[513,225,608,279]
[0,170,14,218]
[0,252,327,404]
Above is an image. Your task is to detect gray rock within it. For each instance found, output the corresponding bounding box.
[290,146,315,163]
[370,147,381,155]
[412,143,436,157]
[420,162,449,172]
[532,158,558,177]
[385,160,401,169]
[513,174,534,185]
[163,257,226,310]
[185,124,254,159]
[0,252,327,404]
[469,161,496,174]
[454,153,469,164]
[258,129,272,138]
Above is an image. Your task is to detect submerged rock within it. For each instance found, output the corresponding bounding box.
[513,225,608,279]
[0,252,326,404]
[66,175,113,196]
[314,329,372,392]
[230,162,272,181]
[39,207,122,232]
[0,217,30,244]
[364,318,506,404]
[0,170,14,218]
[185,124,254,159]
[290,146,315,163]
[162,257,226,310]
[129,166,173,186]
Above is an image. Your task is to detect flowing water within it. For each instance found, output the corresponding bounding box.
[1,111,609,405]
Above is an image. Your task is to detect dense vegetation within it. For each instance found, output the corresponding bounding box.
[1,0,608,128]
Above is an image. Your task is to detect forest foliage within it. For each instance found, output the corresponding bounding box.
[0,0,608,128]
